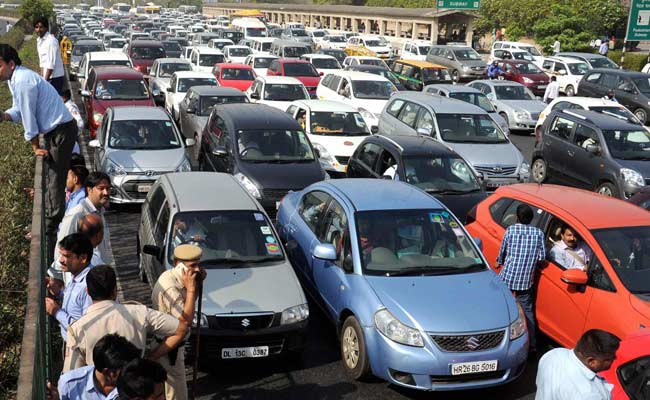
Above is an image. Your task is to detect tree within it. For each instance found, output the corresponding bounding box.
[533,4,593,53]
[579,0,626,36]
[474,0,551,37]
[19,0,54,23]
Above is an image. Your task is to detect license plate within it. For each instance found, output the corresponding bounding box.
[221,346,269,359]
[486,182,509,188]
[451,360,498,375]
[538,85,547,89]
[137,184,152,193]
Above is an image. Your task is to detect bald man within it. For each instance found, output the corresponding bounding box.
[78,213,106,266]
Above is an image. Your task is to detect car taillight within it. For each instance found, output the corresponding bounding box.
[465,204,478,225]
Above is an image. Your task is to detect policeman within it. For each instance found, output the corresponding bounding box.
[60,36,72,65]
[152,244,205,400]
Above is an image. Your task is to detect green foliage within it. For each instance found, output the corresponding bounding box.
[608,50,648,71]
[366,0,433,7]
[0,22,25,49]
[474,0,550,37]
[579,0,627,37]
[504,22,525,41]
[19,0,54,23]
[533,4,593,53]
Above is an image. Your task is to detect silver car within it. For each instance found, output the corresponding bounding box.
[148,58,193,106]
[425,45,487,82]
[69,39,104,80]
[467,80,546,131]
[88,106,194,204]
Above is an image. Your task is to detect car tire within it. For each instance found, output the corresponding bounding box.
[531,158,548,183]
[340,316,370,380]
[565,85,575,96]
[634,108,648,125]
[451,70,460,83]
[499,112,510,129]
[596,182,620,198]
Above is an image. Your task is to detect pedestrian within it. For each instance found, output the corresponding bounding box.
[599,39,609,56]
[535,329,620,400]
[6,23,12,33]
[61,88,83,154]
[65,165,88,213]
[151,244,205,400]
[496,204,545,353]
[34,17,66,94]
[551,39,560,55]
[543,76,560,104]
[63,265,190,372]
[0,43,76,262]
[77,213,106,266]
[602,89,618,103]
[45,233,94,343]
[116,358,168,400]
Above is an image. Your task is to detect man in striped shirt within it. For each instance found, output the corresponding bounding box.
[497,204,546,352]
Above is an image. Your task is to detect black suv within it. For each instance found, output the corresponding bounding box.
[346,134,486,219]
[577,69,650,124]
[532,109,650,198]
[198,103,327,218]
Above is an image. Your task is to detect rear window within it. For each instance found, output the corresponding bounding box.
[131,46,165,59]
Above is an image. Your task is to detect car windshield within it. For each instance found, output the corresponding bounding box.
[284,46,309,58]
[253,57,274,68]
[494,85,535,100]
[73,44,103,56]
[589,106,640,124]
[512,52,534,61]
[108,119,180,149]
[159,62,191,77]
[162,41,181,51]
[246,27,266,37]
[236,129,316,161]
[263,84,308,101]
[592,226,650,295]
[212,40,231,49]
[351,80,396,99]
[222,32,242,41]
[568,62,589,75]
[328,36,345,43]
[422,68,451,82]
[284,62,319,77]
[521,46,541,56]
[449,92,495,112]
[633,78,650,96]
[587,57,617,69]
[221,67,255,80]
[311,31,326,37]
[109,40,126,48]
[177,77,217,92]
[438,114,508,144]
[355,209,485,276]
[373,70,401,86]
[167,211,284,267]
[358,58,386,67]
[311,58,340,69]
[418,45,431,55]
[199,54,225,66]
[601,129,650,160]
[199,95,248,115]
[95,79,149,99]
[365,38,388,46]
[291,29,307,36]
[131,46,165,59]
[513,62,543,74]
[403,156,481,193]
[89,60,131,68]
[228,47,251,57]
[309,111,369,135]
[453,49,481,60]
[170,38,188,47]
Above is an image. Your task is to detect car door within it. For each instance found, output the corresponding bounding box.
[395,100,421,135]
[544,115,576,182]
[165,75,176,113]
[83,69,97,119]
[152,199,171,279]
[569,123,604,190]
[378,98,406,135]
[203,115,229,172]
[347,142,381,178]
[140,184,166,282]
[94,109,110,171]
[615,75,641,113]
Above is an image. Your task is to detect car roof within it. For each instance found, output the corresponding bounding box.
[76,39,102,45]
[157,58,189,64]
[88,51,130,60]
[551,96,622,107]
[395,59,447,69]
[216,63,252,69]
[131,39,163,47]
[327,70,389,81]
[588,68,649,78]
[347,56,382,60]
[289,99,358,112]
[373,134,457,157]
[471,79,526,87]
[189,86,246,96]
[301,53,336,59]
[258,75,302,84]
[111,106,168,121]
[250,54,278,59]
[545,56,586,64]
[214,103,301,130]
[93,66,143,78]
[391,92,486,114]
[279,58,310,64]
[496,184,650,229]
[557,52,608,58]
[194,47,222,54]
[552,109,641,130]
[426,84,480,93]
[224,45,250,49]
[163,172,261,212]
[172,71,215,78]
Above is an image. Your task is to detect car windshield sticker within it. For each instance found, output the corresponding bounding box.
[169,140,178,145]
[474,257,482,264]
[260,226,272,235]
[254,213,264,221]
[449,221,459,228]
[430,213,444,224]
[265,243,281,254]
[441,211,449,218]
[265,236,276,243]
[452,227,465,237]
[165,122,172,127]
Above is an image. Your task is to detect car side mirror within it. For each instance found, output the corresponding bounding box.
[342,253,353,272]
[382,174,393,180]
[371,126,379,134]
[486,93,495,101]
[447,55,453,60]
[250,92,260,100]
[88,139,100,148]
[416,127,431,136]
[185,138,195,147]
[143,244,163,262]
[314,148,321,158]
[211,146,227,157]
[80,90,91,97]
[186,108,195,114]
[561,269,588,286]
[152,89,161,97]
[313,243,337,261]
[586,144,600,155]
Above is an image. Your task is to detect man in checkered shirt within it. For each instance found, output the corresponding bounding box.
[496,204,546,353]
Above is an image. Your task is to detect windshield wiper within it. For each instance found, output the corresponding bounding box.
[200,258,247,266]
[426,188,482,195]
[388,266,463,277]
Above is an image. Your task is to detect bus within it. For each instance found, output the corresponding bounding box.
[111,2,131,14]
[231,17,268,39]
[77,3,90,12]
[90,6,105,16]
[179,5,197,14]
[134,4,162,15]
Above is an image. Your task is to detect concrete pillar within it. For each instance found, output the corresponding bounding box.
[395,21,402,38]
[466,17,474,47]
[430,21,438,42]
[364,18,370,34]
[412,22,417,39]
[379,19,385,36]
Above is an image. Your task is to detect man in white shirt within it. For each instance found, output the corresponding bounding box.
[552,39,561,55]
[536,329,619,400]
[543,76,560,104]
[34,17,65,94]
[550,224,592,270]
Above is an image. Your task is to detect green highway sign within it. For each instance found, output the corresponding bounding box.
[437,0,480,10]
[626,0,650,41]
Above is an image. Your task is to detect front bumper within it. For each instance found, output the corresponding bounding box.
[459,69,487,80]
[511,115,538,130]
[484,176,529,191]
[109,174,161,203]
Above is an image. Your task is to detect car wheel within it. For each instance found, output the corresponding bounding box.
[340,316,370,380]
[452,70,460,83]
[499,112,510,129]
[634,108,648,124]
[531,158,548,183]
[596,182,620,198]
[565,85,575,96]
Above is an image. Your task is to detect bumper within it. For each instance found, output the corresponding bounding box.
[364,326,528,391]
[109,175,159,203]
[510,116,538,130]
[621,182,646,199]
[484,176,529,191]
[459,70,487,80]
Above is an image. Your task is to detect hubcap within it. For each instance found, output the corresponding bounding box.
[342,326,360,369]
[635,111,646,122]
[598,186,613,196]
[532,161,545,182]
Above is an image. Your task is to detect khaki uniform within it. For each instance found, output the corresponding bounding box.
[63,300,179,372]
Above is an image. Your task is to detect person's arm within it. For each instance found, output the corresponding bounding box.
[496,229,509,265]
[179,268,199,325]
[543,85,550,102]
[62,329,86,372]
[149,319,189,360]
[146,308,190,360]
[15,80,46,152]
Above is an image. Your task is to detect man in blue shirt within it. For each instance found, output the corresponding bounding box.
[116,359,168,400]
[0,44,76,261]
[496,204,546,352]
[65,165,88,214]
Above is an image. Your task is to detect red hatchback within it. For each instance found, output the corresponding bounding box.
[212,63,256,91]
[267,59,321,97]
[601,329,650,400]
[499,60,549,96]
[127,40,166,75]
[80,66,154,137]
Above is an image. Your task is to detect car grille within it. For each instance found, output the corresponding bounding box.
[122,179,156,199]
[474,165,517,176]
[471,66,485,71]
[431,370,506,384]
[209,313,277,330]
[335,156,350,165]
[430,330,506,352]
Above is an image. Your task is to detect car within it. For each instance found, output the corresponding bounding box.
[188,47,226,73]
[491,41,544,66]
[488,48,537,64]
[280,27,314,46]
[556,52,619,69]
[318,34,347,51]
[342,55,388,69]
[164,71,219,120]
[540,56,590,97]
[219,29,244,44]
[307,29,328,46]
[193,32,219,47]
[212,63,256,91]
[246,76,310,111]
[106,37,127,53]
[270,40,311,59]
[379,92,530,190]
[275,178,528,390]
[390,59,452,91]
[76,51,133,91]
[222,45,253,64]
[125,40,166,75]
[426,45,487,83]
[400,40,432,61]
[286,100,371,176]
[160,39,183,58]
[496,60,550,97]
[148,58,193,105]
[317,48,347,64]
[100,32,121,49]
[345,64,406,91]
[467,80,546,132]
[249,37,275,55]
[137,172,309,360]
[600,329,650,400]
[532,109,650,198]
[243,54,278,76]
[88,106,193,203]
[344,35,393,60]
[197,103,327,218]
[80,66,155,137]
[299,53,342,74]
[464,183,650,349]
[69,39,104,80]
[207,38,234,51]
[346,135,487,219]
[267,59,321,97]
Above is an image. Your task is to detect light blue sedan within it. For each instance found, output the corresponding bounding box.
[276,179,528,391]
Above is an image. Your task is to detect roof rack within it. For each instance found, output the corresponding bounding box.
[561,109,590,122]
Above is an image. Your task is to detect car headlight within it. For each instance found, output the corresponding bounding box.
[106,159,126,176]
[374,308,423,347]
[515,110,530,120]
[176,158,192,172]
[519,162,530,176]
[93,112,103,124]
[192,312,208,328]
[509,304,527,340]
[312,142,335,163]
[281,304,309,325]
[463,65,471,71]
[234,172,261,199]
[621,168,645,187]
[358,108,376,122]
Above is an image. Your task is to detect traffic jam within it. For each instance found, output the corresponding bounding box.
[56,4,650,398]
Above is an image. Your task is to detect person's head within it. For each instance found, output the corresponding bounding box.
[86,264,117,301]
[85,172,111,209]
[93,334,140,386]
[116,359,167,400]
[574,329,620,373]
[61,88,72,102]
[33,17,49,38]
[71,152,86,167]
[560,223,579,248]
[606,89,615,98]
[0,44,21,82]
[58,233,93,275]
[66,165,89,192]
[551,76,557,82]
[492,60,498,65]
[516,204,534,225]
[173,244,202,278]
[78,213,104,247]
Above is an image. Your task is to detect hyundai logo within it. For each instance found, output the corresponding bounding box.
[241,318,251,327]
[144,170,155,177]
[466,336,480,350]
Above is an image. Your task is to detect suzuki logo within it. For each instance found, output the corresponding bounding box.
[241,318,251,327]
[466,336,480,350]
[144,170,155,177]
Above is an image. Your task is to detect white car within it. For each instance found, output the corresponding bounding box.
[250,37,275,55]
[246,76,310,111]
[342,55,389,69]
[106,38,127,53]
[207,38,234,51]
[148,58,193,105]
[319,34,347,50]
[223,45,253,64]
[307,29,328,46]
[491,40,544,66]
[400,40,432,61]
[286,100,370,175]
[488,49,536,64]
[77,51,132,91]
[540,56,589,96]
[188,47,225,73]
[347,35,394,59]
[244,54,278,76]
[316,70,397,128]
[299,54,341,74]
[165,71,219,120]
